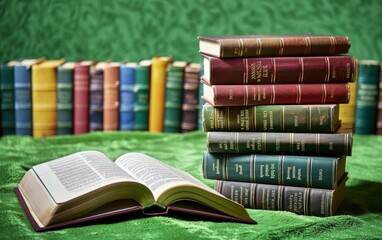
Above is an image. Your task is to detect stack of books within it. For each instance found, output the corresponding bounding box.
[198,34,356,216]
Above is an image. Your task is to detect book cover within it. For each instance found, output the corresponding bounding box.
[149,56,172,132]
[89,62,106,132]
[354,60,380,134]
[202,104,340,133]
[164,61,187,133]
[134,60,151,131]
[1,62,16,135]
[57,62,74,135]
[103,62,120,131]
[199,34,351,58]
[181,63,201,132]
[214,174,347,217]
[120,63,136,131]
[32,60,65,138]
[203,151,346,189]
[73,61,95,135]
[202,55,356,85]
[202,83,350,106]
[206,131,352,156]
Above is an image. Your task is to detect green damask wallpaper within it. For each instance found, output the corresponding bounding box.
[0,0,381,63]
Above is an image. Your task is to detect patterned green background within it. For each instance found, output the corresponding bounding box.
[0,0,381,63]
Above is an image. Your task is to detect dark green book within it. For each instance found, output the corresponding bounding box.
[214,173,347,217]
[1,62,16,135]
[202,104,340,133]
[207,131,352,156]
[134,60,151,131]
[57,62,74,135]
[203,151,346,189]
[163,61,187,132]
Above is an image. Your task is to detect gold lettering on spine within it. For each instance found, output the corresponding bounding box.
[299,57,304,83]
[279,37,285,55]
[256,38,262,56]
[271,58,276,83]
[244,59,248,84]
[325,57,330,82]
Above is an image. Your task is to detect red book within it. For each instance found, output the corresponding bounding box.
[73,61,96,134]
[202,83,350,106]
[202,55,357,85]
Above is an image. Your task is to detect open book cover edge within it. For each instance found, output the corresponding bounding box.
[14,187,256,232]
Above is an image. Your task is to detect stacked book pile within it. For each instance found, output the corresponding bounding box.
[198,34,356,216]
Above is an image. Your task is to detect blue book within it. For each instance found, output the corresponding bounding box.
[134,60,151,131]
[1,62,16,135]
[56,62,74,135]
[120,63,136,131]
[89,62,106,132]
[355,60,381,134]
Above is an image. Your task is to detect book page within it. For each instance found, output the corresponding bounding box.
[115,153,217,200]
[33,151,137,204]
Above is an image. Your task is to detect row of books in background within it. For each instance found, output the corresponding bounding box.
[196,34,380,217]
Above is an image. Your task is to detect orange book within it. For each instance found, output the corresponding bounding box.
[32,59,65,138]
[103,62,120,131]
[149,56,172,132]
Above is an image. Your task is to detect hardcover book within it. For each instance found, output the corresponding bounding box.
[214,174,347,217]
[89,62,106,132]
[181,63,201,132]
[15,151,255,231]
[32,60,65,138]
[134,60,151,131]
[164,61,187,132]
[202,83,350,106]
[354,60,381,134]
[202,55,356,85]
[377,63,382,135]
[203,151,346,189]
[103,62,120,131]
[149,56,172,132]
[0,62,16,135]
[199,35,351,58]
[120,63,136,131]
[206,131,352,156]
[202,104,341,133]
[57,62,74,135]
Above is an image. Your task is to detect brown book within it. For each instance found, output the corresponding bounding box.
[15,151,255,231]
[202,55,357,85]
[199,35,351,58]
[202,83,350,106]
[103,62,120,131]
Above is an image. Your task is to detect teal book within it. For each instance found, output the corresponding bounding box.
[202,104,340,133]
[57,62,74,135]
[134,60,151,131]
[163,61,187,132]
[203,151,346,189]
[1,62,16,135]
[354,60,381,134]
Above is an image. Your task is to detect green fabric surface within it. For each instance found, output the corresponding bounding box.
[0,131,381,239]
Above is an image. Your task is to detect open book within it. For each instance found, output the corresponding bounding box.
[15,151,256,231]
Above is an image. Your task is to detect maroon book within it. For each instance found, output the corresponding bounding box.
[202,83,350,106]
[202,55,356,85]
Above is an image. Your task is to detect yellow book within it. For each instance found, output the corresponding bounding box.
[32,60,65,138]
[149,56,172,132]
[339,61,358,129]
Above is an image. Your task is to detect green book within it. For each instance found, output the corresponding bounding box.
[134,60,151,130]
[203,151,346,189]
[163,61,187,132]
[57,62,74,135]
[202,104,340,133]
[1,62,16,135]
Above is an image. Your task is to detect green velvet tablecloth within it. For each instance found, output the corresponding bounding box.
[1,131,381,239]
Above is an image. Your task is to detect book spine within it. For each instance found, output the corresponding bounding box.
[149,57,172,132]
[218,36,350,57]
[103,64,120,131]
[134,64,150,131]
[203,152,342,189]
[119,65,135,131]
[56,66,73,135]
[214,180,336,216]
[339,81,357,129]
[377,63,382,135]
[1,64,15,135]
[164,64,185,132]
[89,68,103,132]
[14,65,32,136]
[207,56,356,85]
[205,83,350,106]
[206,132,352,156]
[354,60,381,134]
[73,65,90,134]
[202,104,339,133]
[198,64,205,131]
